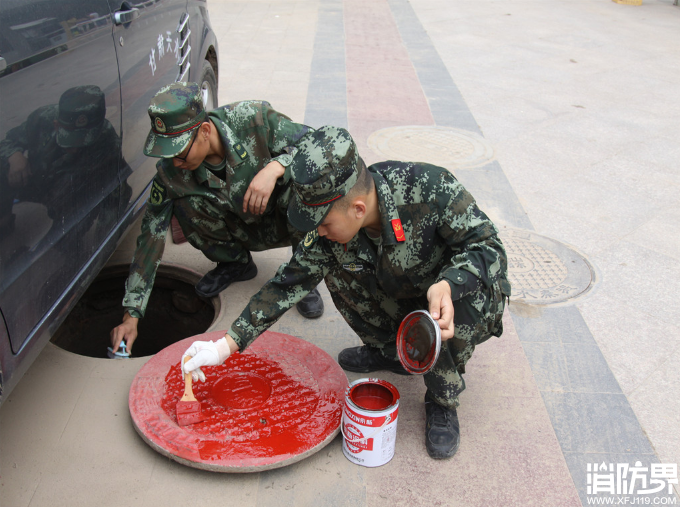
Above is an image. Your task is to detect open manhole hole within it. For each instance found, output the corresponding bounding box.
[500,229,596,306]
[367,126,495,169]
[51,265,217,358]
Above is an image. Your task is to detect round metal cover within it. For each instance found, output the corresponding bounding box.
[367,126,495,169]
[129,330,347,472]
[396,310,441,374]
[500,229,596,305]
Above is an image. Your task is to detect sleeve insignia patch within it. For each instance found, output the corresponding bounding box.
[149,180,167,205]
[303,229,319,248]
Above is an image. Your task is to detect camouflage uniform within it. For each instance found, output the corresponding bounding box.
[0,86,122,229]
[122,99,311,318]
[229,128,511,409]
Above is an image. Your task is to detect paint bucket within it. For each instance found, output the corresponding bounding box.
[341,378,400,467]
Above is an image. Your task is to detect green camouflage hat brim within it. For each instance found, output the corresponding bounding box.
[56,122,104,148]
[143,126,199,158]
[288,195,337,233]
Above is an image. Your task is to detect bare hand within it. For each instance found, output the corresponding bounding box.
[8,152,31,187]
[427,280,455,341]
[242,160,285,215]
[110,312,139,354]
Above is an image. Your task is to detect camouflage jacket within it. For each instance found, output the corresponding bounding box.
[122,101,311,317]
[229,161,511,349]
[0,105,120,221]
[0,104,119,184]
[0,105,61,171]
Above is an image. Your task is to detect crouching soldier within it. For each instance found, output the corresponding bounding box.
[181,126,511,459]
[110,82,325,354]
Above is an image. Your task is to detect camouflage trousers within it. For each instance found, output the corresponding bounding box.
[328,279,507,409]
[172,195,303,264]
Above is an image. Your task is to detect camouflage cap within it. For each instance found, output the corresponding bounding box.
[143,82,207,158]
[288,126,362,233]
[56,85,106,148]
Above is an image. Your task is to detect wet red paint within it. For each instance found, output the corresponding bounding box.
[129,331,347,471]
[397,312,439,373]
[159,353,323,452]
[349,383,395,411]
[212,372,271,411]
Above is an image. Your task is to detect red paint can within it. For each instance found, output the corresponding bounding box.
[341,378,400,467]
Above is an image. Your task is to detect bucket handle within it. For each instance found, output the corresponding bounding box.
[341,413,392,444]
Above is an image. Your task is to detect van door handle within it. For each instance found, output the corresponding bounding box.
[113,7,140,25]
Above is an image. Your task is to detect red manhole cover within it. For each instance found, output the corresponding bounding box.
[129,330,347,472]
[212,372,272,411]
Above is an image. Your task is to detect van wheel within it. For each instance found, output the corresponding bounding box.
[198,61,217,110]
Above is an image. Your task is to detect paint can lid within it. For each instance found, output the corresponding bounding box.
[396,310,441,374]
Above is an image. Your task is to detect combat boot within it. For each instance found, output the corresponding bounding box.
[296,288,324,318]
[195,253,258,298]
[338,345,410,375]
[425,393,460,459]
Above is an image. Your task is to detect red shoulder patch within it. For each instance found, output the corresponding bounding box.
[391,219,405,242]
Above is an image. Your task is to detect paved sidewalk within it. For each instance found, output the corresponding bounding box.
[1,1,679,506]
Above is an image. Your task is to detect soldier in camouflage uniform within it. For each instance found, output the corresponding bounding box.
[0,85,123,235]
[109,82,324,354]
[182,126,511,459]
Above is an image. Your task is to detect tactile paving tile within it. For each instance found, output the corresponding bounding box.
[367,126,495,169]
[500,229,596,305]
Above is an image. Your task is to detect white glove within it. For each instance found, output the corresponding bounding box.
[181,337,231,382]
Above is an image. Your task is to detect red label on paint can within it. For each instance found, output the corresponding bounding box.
[344,403,399,428]
[343,423,374,453]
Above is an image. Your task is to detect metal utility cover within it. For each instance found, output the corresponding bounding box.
[500,229,596,306]
[367,126,495,169]
[129,330,347,472]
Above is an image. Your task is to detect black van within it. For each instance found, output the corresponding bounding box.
[0,0,219,405]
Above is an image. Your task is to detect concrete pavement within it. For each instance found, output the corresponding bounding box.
[1,1,679,505]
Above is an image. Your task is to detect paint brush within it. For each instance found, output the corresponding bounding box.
[176,356,207,427]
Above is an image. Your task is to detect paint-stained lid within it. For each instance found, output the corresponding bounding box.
[396,310,441,374]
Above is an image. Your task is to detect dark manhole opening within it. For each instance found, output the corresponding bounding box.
[51,265,216,358]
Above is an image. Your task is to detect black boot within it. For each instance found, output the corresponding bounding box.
[296,288,324,318]
[195,253,258,297]
[338,345,410,375]
[425,394,460,459]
